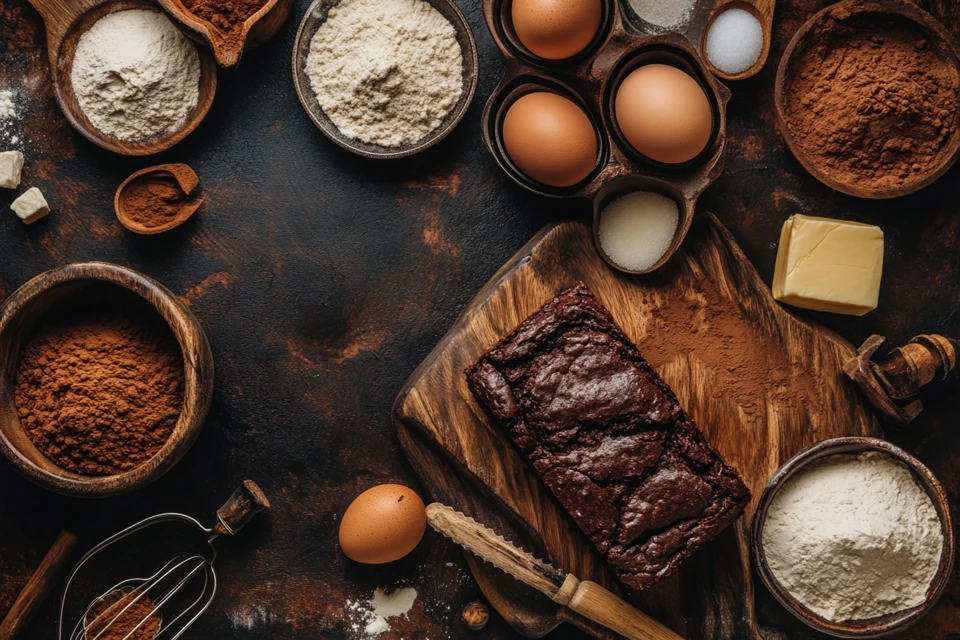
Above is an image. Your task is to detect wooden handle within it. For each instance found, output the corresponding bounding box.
[0,530,78,640]
[215,480,271,535]
[554,575,683,640]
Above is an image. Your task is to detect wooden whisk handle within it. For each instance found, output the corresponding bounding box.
[215,480,270,535]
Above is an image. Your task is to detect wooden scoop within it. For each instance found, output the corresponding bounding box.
[26,0,217,155]
[701,0,775,81]
[114,163,203,234]
[155,0,294,68]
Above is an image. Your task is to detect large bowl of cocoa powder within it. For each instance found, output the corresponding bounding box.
[0,263,214,497]
[775,0,960,199]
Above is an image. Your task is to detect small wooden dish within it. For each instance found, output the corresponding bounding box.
[0,263,215,498]
[774,0,960,199]
[482,0,730,275]
[700,0,774,81]
[26,0,217,156]
[114,163,203,235]
[752,437,955,638]
[291,0,479,160]
[156,0,294,68]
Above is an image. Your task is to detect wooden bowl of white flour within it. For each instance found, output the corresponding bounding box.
[752,437,954,638]
[291,0,479,159]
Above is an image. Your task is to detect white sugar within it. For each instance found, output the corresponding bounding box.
[627,0,696,29]
[705,8,764,75]
[598,191,679,272]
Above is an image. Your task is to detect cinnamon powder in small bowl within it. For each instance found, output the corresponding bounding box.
[778,1,960,198]
[115,163,203,234]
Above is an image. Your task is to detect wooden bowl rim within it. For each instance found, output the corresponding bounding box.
[751,437,956,638]
[773,0,960,199]
[156,0,285,67]
[0,262,214,497]
[53,0,217,156]
[291,0,480,160]
[700,0,772,81]
[114,163,203,235]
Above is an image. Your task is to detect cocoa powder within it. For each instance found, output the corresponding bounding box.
[117,164,201,232]
[15,294,183,476]
[182,0,268,35]
[783,7,959,191]
[87,589,160,640]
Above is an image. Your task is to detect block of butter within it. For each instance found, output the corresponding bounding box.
[773,214,883,316]
[10,187,50,224]
[0,151,23,189]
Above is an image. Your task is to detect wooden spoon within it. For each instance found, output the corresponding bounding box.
[114,163,203,234]
[701,0,775,81]
[26,0,217,155]
[155,0,294,68]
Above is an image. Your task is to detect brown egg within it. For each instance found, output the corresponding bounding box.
[615,64,714,164]
[511,0,602,60]
[502,92,598,188]
[339,484,427,564]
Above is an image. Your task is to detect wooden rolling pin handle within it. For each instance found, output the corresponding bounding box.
[552,575,683,640]
[0,530,78,640]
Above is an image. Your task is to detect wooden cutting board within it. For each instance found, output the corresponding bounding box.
[393,214,881,639]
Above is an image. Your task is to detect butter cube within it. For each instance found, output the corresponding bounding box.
[0,151,23,189]
[10,187,50,224]
[773,214,883,316]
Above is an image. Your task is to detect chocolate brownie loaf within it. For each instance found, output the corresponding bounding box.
[467,283,750,590]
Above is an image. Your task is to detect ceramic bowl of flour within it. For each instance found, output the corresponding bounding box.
[291,0,479,159]
[752,437,955,638]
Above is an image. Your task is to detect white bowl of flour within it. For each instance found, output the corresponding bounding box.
[753,437,954,638]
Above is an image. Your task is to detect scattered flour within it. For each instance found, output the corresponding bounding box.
[0,91,15,119]
[347,587,417,638]
[0,90,21,146]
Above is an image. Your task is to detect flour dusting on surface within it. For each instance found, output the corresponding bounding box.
[346,587,418,638]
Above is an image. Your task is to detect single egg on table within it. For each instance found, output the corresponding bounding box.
[502,91,598,188]
[614,64,713,164]
[511,0,603,60]
[339,484,427,564]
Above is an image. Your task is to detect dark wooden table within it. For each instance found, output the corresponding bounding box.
[1,0,959,638]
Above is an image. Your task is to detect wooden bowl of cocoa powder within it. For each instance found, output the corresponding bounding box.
[775,0,960,199]
[0,263,214,497]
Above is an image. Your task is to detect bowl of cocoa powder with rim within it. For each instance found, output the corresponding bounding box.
[0,262,214,497]
[775,0,960,199]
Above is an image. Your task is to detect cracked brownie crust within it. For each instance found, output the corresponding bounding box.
[467,283,751,590]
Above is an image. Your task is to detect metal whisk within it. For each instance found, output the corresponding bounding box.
[59,481,270,640]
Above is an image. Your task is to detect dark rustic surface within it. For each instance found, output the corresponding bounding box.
[0,0,958,638]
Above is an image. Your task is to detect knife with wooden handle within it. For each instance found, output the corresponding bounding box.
[426,504,683,640]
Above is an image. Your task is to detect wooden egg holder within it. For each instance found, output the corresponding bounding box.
[481,0,731,274]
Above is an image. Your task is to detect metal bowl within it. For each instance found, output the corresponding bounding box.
[752,437,955,638]
[291,0,479,159]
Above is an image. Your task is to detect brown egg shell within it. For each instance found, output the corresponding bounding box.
[338,484,427,565]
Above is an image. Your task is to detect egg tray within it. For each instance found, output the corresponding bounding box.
[481,0,731,274]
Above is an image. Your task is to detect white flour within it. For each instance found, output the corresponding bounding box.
[762,452,943,621]
[305,0,463,147]
[347,587,417,638]
[0,91,15,119]
[70,9,200,142]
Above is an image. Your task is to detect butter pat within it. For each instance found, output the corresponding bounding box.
[10,187,50,224]
[0,151,23,189]
[773,214,883,316]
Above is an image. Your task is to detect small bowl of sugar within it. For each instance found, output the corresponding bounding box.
[592,174,694,275]
[752,437,955,638]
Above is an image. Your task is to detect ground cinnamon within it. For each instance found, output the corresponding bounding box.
[116,164,202,232]
[783,7,958,191]
[182,0,268,35]
[87,589,160,640]
[15,294,183,476]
